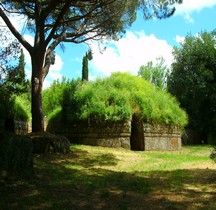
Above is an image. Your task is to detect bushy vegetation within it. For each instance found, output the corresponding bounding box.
[168,30,216,139]
[0,93,31,121]
[59,72,187,128]
[12,94,31,121]
[42,77,78,118]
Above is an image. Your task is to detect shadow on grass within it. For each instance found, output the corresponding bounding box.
[0,148,216,210]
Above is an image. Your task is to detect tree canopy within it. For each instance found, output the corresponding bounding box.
[168,30,216,138]
[138,56,170,89]
[0,0,183,131]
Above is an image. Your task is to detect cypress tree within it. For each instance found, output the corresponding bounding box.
[82,52,88,82]
[3,49,28,95]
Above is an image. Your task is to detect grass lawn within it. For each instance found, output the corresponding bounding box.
[1,145,216,210]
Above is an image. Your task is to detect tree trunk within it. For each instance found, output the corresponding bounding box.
[31,49,46,132]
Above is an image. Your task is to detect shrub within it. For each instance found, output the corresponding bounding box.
[13,94,31,121]
[43,77,80,117]
[0,93,30,122]
[47,107,62,122]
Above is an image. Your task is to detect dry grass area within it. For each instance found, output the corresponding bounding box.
[1,145,216,210]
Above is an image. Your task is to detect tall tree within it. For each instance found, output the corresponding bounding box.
[167,30,216,139]
[138,56,170,89]
[0,0,182,132]
[5,49,29,95]
[82,52,89,82]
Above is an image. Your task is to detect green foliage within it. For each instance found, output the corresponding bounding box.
[62,72,187,127]
[138,56,170,89]
[0,93,30,121]
[47,107,62,124]
[0,47,30,121]
[168,30,216,134]
[1,49,29,95]
[61,78,83,121]
[12,95,30,121]
[43,77,71,117]
[0,132,33,178]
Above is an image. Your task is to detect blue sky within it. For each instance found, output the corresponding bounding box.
[49,1,216,88]
[1,1,216,88]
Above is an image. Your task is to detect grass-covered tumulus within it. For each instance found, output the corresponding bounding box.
[49,72,188,129]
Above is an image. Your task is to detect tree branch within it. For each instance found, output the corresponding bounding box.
[45,1,73,46]
[0,7,32,53]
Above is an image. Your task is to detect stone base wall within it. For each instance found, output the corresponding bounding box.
[48,119,182,151]
[0,119,29,135]
[14,120,29,135]
[47,119,131,149]
[143,124,181,151]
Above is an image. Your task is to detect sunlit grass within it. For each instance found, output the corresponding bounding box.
[69,144,216,172]
[1,145,216,210]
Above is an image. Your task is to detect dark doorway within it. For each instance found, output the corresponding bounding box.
[130,114,144,151]
[5,118,15,132]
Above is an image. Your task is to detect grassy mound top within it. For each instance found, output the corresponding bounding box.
[61,72,187,128]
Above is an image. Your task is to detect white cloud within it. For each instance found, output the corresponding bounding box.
[43,79,51,89]
[49,54,63,79]
[175,35,185,44]
[50,54,63,72]
[89,31,173,77]
[175,0,216,14]
[174,0,216,24]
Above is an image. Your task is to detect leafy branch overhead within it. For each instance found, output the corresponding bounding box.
[0,1,183,50]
